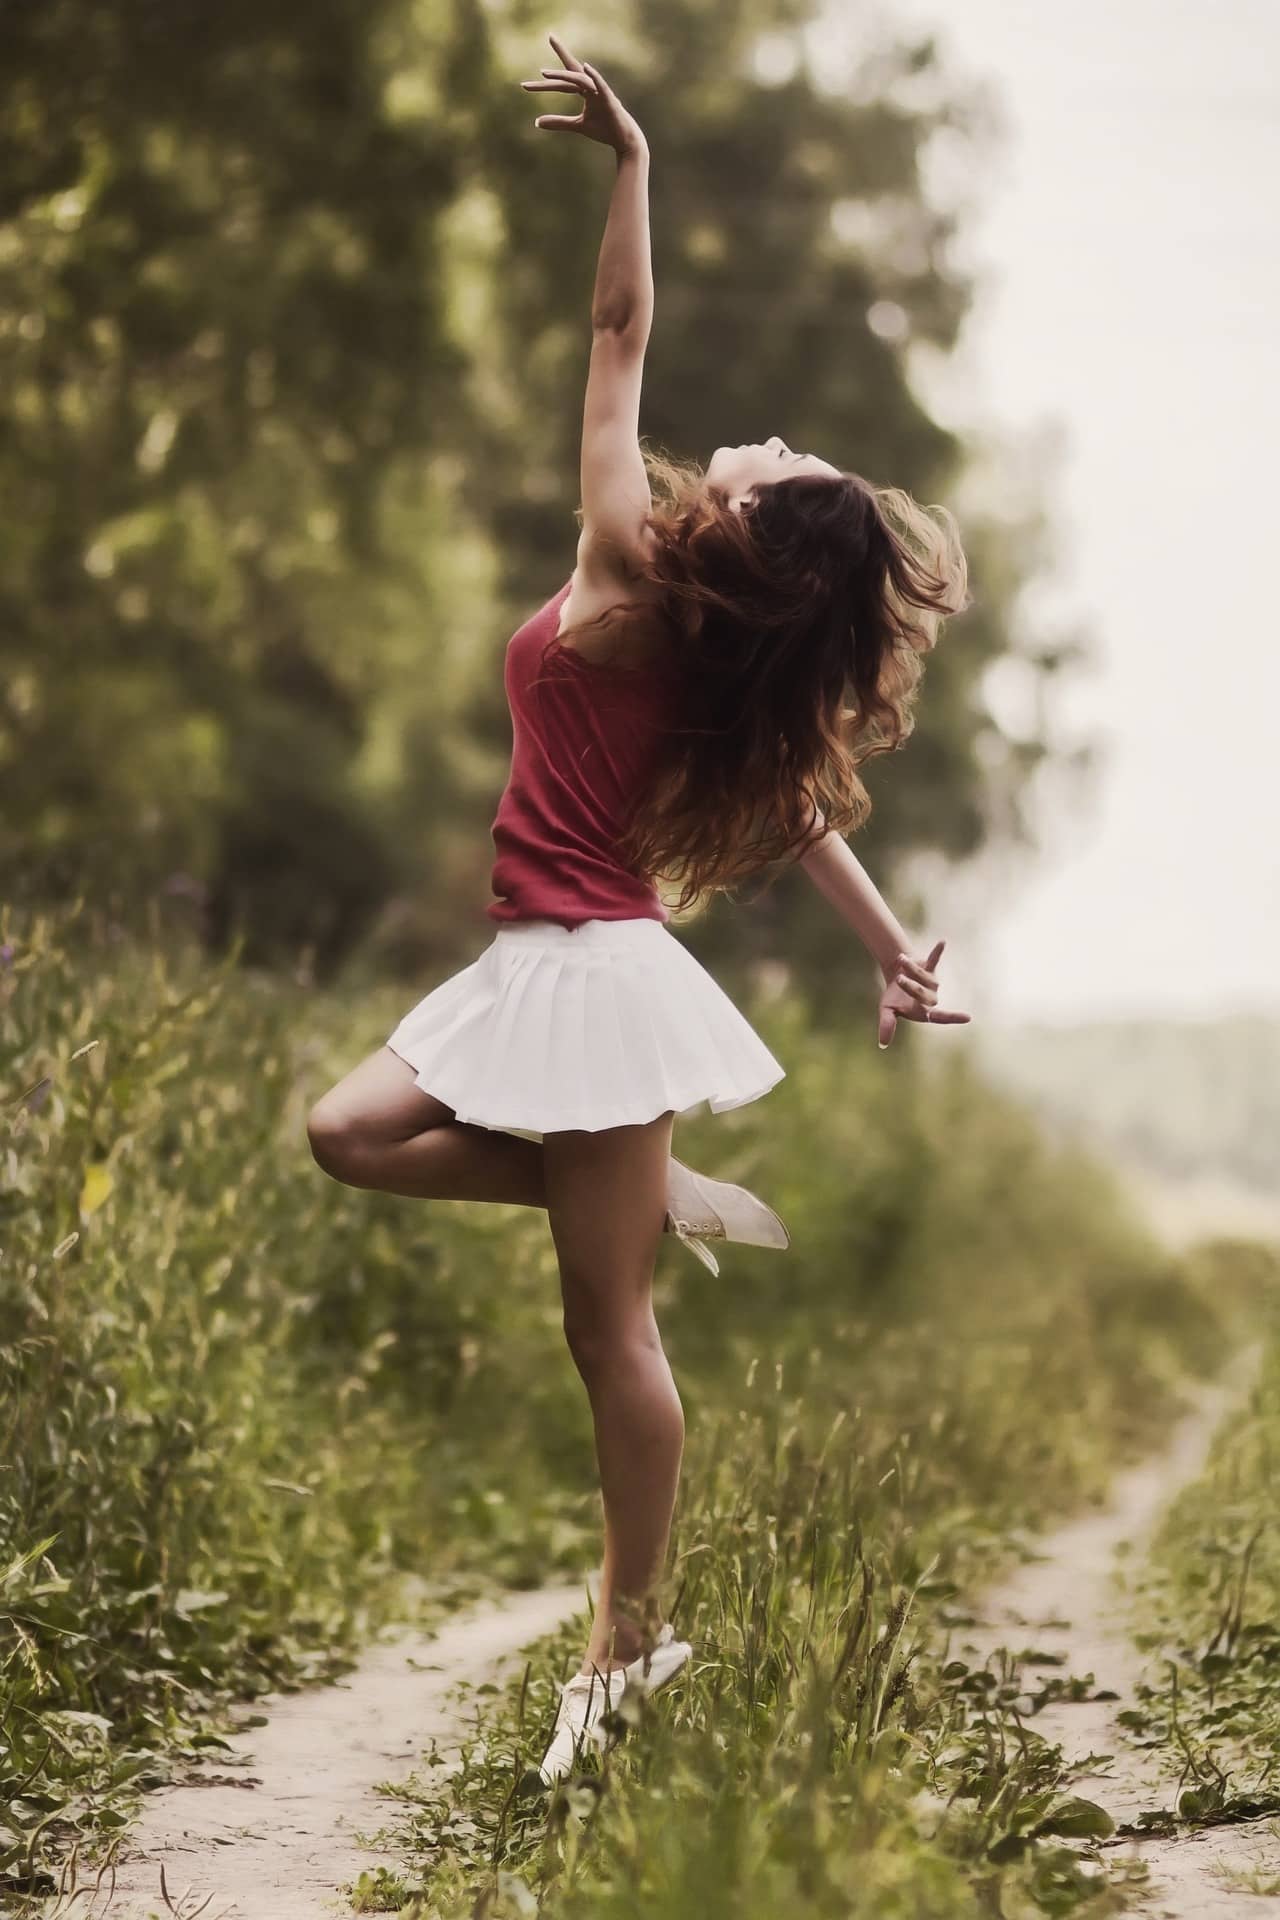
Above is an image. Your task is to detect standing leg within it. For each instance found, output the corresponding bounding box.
[543,1111,684,1676]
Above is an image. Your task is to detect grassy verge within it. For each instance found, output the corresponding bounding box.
[1114,1301,1280,1838]
[1,898,1271,1915]
[366,1234,1274,1920]
[1,901,590,1909]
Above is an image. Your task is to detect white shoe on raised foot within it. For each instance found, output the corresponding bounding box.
[536,1623,693,1786]
[664,1155,791,1278]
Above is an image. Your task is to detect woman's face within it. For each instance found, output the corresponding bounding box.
[705,435,843,511]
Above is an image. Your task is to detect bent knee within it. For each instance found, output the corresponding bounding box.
[306,1095,363,1178]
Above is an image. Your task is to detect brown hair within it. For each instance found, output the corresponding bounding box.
[551,445,972,915]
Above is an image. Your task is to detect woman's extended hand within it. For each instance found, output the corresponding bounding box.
[877,939,971,1049]
[519,33,648,157]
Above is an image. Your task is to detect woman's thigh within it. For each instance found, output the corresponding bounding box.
[309,1045,457,1144]
[544,1111,675,1339]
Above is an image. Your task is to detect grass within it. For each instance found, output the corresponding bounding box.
[1117,1311,1280,1836]
[366,1261,1270,1918]
[1,896,1273,1915]
[328,1015,1273,1914]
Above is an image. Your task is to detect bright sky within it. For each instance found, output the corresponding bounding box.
[814,0,1279,1027]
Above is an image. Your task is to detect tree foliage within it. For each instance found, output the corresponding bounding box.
[1,0,1082,997]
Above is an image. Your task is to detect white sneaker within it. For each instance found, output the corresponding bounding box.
[619,1620,693,1698]
[535,1665,619,1786]
[536,1624,693,1785]
[664,1156,791,1277]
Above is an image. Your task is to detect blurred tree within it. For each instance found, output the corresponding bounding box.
[0,0,469,972]
[0,0,1086,1005]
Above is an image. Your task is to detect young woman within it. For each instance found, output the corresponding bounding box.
[307,33,972,1787]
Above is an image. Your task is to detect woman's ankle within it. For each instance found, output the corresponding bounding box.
[579,1618,649,1674]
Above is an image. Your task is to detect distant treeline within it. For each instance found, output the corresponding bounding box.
[973,1016,1280,1196]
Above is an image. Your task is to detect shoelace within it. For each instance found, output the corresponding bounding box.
[667,1218,722,1275]
[668,1210,726,1239]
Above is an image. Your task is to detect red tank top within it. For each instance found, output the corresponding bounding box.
[487,578,675,928]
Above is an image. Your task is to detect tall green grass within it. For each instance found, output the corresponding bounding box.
[1,899,1270,1913]
[0,900,587,1906]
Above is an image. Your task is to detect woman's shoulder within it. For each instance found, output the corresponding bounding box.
[555,547,669,670]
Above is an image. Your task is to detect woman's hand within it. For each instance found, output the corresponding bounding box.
[519,33,648,158]
[876,939,971,1049]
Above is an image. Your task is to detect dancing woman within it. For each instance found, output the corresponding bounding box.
[307,33,972,1786]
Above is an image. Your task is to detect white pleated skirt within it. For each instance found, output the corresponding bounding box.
[384,916,785,1140]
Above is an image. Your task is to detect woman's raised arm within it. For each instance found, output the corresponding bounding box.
[521,34,654,583]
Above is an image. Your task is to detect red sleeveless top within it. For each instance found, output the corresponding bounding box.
[487,578,675,928]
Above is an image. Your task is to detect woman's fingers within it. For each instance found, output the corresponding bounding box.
[524,44,644,154]
[547,30,583,67]
[918,1008,971,1025]
[893,949,938,988]
[521,74,596,93]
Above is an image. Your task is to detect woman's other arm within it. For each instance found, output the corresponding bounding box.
[794,825,914,980]
[792,814,971,1043]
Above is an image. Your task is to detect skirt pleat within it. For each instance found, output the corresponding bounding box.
[385,916,785,1138]
[614,944,675,1115]
[476,946,556,1118]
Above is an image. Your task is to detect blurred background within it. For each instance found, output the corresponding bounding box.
[5,5,1280,1907]
[5,0,1274,1237]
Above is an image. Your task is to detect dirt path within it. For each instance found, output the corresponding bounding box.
[80,1581,587,1920]
[958,1344,1278,1919]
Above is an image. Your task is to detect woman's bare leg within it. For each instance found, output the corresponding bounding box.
[307,1046,547,1206]
[543,1112,684,1676]
[310,1055,685,1673]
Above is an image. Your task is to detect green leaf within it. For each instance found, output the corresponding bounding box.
[0,1535,61,1592]
[1033,1795,1116,1840]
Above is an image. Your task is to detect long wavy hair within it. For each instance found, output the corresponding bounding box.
[548,444,972,915]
